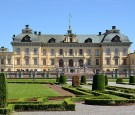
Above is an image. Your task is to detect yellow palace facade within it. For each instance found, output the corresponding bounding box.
[0,25,134,72]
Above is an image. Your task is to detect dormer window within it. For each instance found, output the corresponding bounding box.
[84,38,92,43]
[48,38,56,43]
[21,35,31,42]
[111,35,121,42]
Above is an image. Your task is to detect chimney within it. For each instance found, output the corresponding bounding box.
[38,32,41,35]
[112,26,116,29]
[99,32,102,36]
[34,31,37,35]
[25,25,29,28]
[106,30,109,33]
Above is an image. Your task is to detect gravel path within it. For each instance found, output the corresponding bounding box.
[47,84,75,96]
[12,102,135,115]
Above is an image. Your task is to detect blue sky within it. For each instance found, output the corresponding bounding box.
[0,0,135,52]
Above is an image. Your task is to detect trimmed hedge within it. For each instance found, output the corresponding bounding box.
[105,90,135,99]
[92,74,105,91]
[0,73,7,108]
[72,75,80,87]
[106,86,135,93]
[116,78,123,83]
[64,98,75,111]
[129,76,135,83]
[85,98,135,105]
[14,98,75,111]
[81,75,87,84]
[62,86,93,96]
[59,75,67,84]
[0,104,14,115]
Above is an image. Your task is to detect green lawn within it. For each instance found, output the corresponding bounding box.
[8,83,61,99]
[7,78,56,83]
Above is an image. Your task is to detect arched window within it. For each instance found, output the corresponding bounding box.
[69,59,73,67]
[59,59,64,67]
[79,59,83,67]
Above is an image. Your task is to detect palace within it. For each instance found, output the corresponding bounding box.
[0,25,135,73]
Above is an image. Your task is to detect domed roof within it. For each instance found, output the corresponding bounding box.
[13,33,40,42]
[102,33,130,42]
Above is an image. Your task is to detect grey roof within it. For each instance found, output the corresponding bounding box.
[13,33,104,43]
[102,33,130,42]
[12,26,131,43]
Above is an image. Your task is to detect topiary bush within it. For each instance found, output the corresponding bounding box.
[81,75,87,84]
[59,75,67,84]
[72,75,80,87]
[116,78,123,84]
[105,76,108,86]
[129,76,135,83]
[0,73,7,108]
[92,74,105,91]
[56,77,60,83]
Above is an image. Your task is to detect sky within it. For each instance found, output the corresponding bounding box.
[0,0,135,52]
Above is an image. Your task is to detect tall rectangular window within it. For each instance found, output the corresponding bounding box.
[16,48,20,55]
[25,59,29,65]
[25,48,29,55]
[43,49,46,55]
[69,49,73,55]
[8,59,11,65]
[115,48,119,55]
[43,59,46,65]
[123,59,127,65]
[34,58,38,65]
[87,49,91,56]
[106,48,110,55]
[51,49,54,55]
[17,59,20,65]
[96,59,99,65]
[59,49,63,55]
[87,59,91,65]
[34,48,38,55]
[70,38,72,42]
[115,58,118,65]
[51,59,54,65]
[79,49,83,55]
[123,48,127,56]
[95,49,99,56]
[1,59,5,64]
[106,58,110,65]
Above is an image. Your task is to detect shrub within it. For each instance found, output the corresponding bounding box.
[116,78,123,83]
[72,75,80,87]
[129,76,135,83]
[59,75,67,84]
[105,76,108,86]
[92,74,105,91]
[56,77,60,83]
[85,98,135,105]
[81,75,87,84]
[0,73,7,108]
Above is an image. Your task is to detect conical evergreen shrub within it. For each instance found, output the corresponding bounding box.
[0,73,7,108]
[81,75,87,84]
[129,76,135,83]
[92,74,105,91]
[59,74,67,84]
